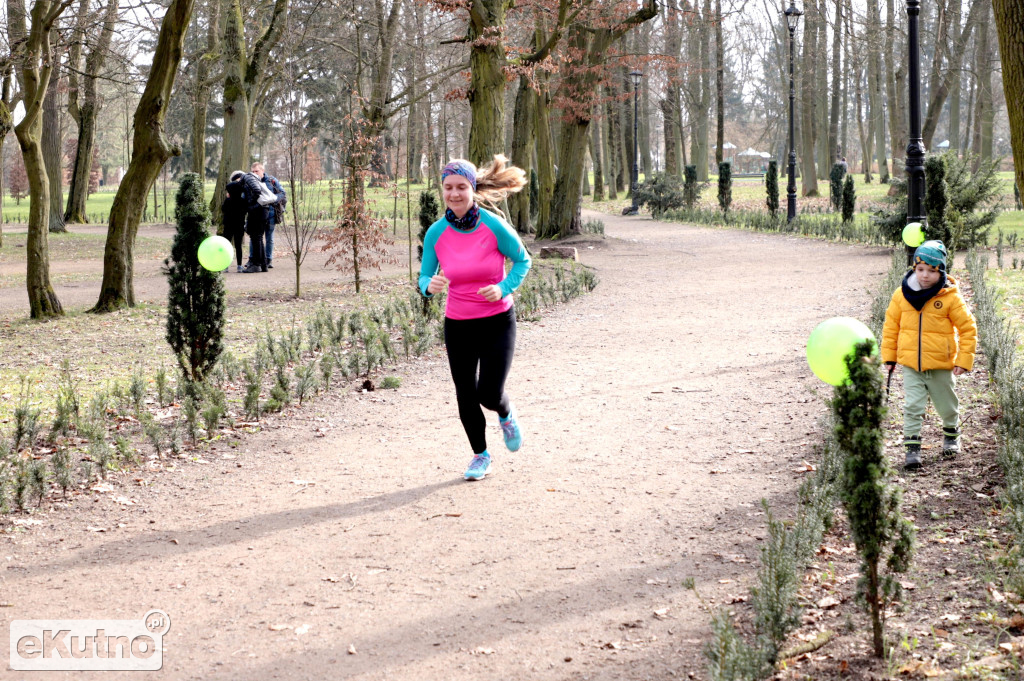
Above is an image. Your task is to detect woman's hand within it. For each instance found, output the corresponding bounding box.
[477,285,502,302]
[427,271,449,295]
[953,366,967,376]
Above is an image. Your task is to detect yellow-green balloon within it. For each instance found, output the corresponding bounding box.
[902,222,925,248]
[806,317,876,386]
[197,235,234,272]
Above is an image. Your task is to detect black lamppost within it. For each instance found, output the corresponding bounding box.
[784,1,802,223]
[905,0,926,263]
[626,69,643,215]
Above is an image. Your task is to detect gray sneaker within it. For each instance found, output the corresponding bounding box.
[904,444,922,470]
[942,434,960,456]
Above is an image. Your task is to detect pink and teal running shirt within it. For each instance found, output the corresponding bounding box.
[418,207,532,320]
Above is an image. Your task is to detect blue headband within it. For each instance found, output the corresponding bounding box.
[442,161,477,190]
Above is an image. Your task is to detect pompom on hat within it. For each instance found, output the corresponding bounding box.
[914,240,948,272]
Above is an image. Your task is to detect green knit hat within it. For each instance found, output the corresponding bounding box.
[914,240,948,272]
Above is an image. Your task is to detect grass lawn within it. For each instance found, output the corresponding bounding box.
[1,179,437,228]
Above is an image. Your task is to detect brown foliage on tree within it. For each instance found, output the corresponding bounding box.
[322,112,399,293]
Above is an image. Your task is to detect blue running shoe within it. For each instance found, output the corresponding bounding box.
[500,407,523,452]
[464,453,491,481]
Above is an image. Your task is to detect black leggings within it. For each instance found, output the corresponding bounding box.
[444,308,516,455]
[225,222,245,266]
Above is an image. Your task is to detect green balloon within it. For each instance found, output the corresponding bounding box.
[806,317,876,386]
[902,222,925,247]
[197,235,234,272]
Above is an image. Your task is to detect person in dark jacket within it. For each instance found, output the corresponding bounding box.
[222,170,248,272]
[241,163,271,273]
[246,166,287,269]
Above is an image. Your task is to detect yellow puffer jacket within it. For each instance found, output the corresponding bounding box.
[881,274,977,372]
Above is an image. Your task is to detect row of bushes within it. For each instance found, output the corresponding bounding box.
[705,249,914,676]
[965,250,1024,593]
[0,260,598,517]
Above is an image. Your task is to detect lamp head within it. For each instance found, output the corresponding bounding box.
[784,1,802,30]
[629,70,643,88]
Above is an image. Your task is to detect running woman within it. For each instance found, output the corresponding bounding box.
[418,156,532,480]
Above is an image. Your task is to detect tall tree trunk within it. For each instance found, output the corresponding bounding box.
[687,0,711,181]
[509,74,535,233]
[921,0,983,149]
[66,0,116,224]
[191,0,221,189]
[948,0,962,153]
[10,0,68,318]
[828,0,842,167]
[535,77,555,231]
[622,69,635,195]
[602,93,618,200]
[541,1,656,239]
[992,0,1024,195]
[42,56,65,233]
[610,91,626,192]
[866,0,889,182]
[467,0,513,165]
[714,0,724,167]
[662,0,682,177]
[640,69,652,178]
[591,120,605,201]
[815,0,829,180]
[211,0,288,224]
[0,71,12,248]
[885,0,906,178]
[800,0,819,195]
[972,4,994,169]
[855,61,873,181]
[91,0,196,312]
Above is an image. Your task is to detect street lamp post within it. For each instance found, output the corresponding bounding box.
[784,1,802,223]
[626,69,643,215]
[905,0,926,263]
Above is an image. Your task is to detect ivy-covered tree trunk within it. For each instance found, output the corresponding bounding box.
[467,0,513,166]
[92,0,196,313]
[65,0,117,224]
[992,0,1024,198]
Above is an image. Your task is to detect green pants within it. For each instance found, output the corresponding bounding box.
[902,367,960,445]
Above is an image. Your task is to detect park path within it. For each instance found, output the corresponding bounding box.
[2,212,890,680]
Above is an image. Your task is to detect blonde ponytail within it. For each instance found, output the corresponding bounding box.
[474,155,527,207]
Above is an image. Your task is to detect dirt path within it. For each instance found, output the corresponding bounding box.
[2,213,891,680]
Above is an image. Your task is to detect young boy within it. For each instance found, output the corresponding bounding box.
[881,240,978,470]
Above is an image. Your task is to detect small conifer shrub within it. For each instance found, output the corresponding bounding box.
[717,162,732,216]
[841,175,856,223]
[830,162,846,212]
[765,160,779,218]
[165,173,226,395]
[833,340,914,657]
